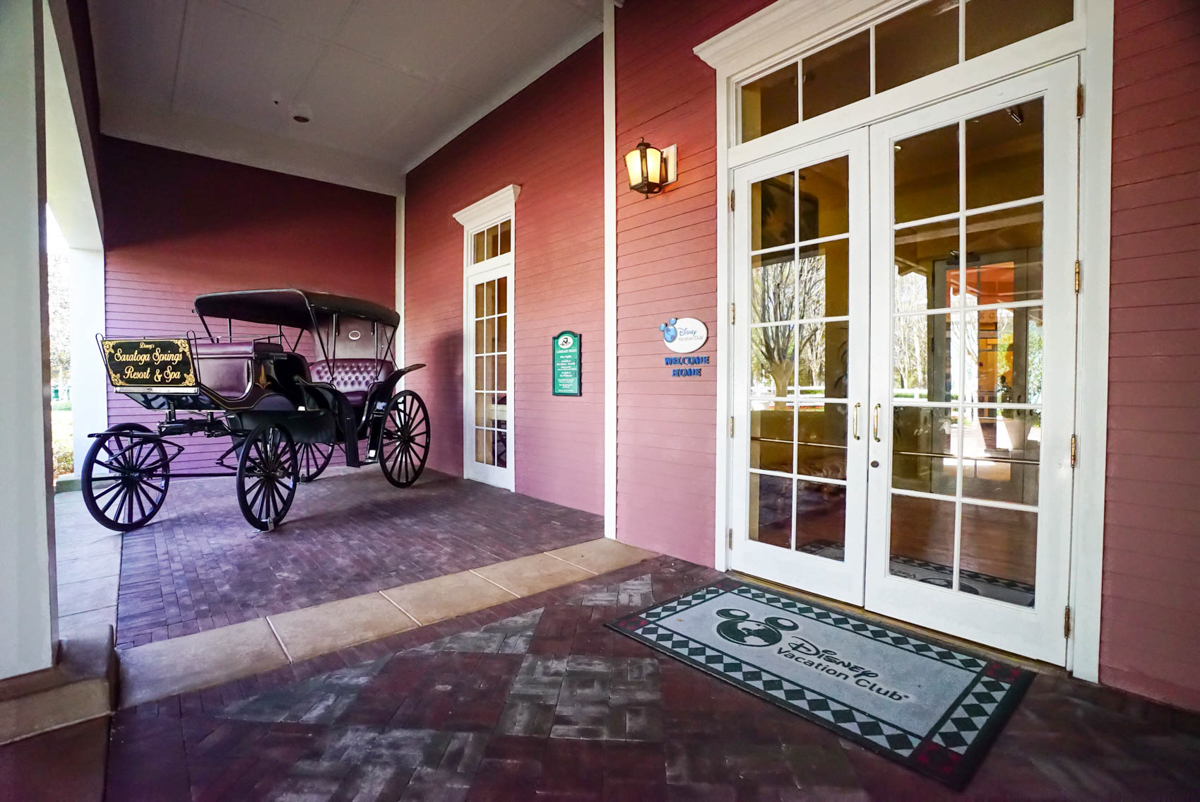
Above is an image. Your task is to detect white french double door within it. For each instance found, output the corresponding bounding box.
[730,61,1078,664]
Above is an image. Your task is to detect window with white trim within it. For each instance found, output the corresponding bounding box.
[739,0,1074,143]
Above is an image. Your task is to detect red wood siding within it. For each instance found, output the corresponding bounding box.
[100,137,396,473]
[1102,0,1200,712]
[403,40,605,514]
[613,0,774,565]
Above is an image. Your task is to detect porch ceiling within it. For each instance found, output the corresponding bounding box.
[88,0,602,195]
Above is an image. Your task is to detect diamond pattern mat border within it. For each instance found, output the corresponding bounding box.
[608,578,1034,791]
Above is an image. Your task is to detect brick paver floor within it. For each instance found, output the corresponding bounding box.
[81,469,602,648]
[106,556,1200,800]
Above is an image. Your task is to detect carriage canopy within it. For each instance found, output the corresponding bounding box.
[194,288,400,330]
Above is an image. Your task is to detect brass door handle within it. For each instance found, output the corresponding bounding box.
[873,404,881,442]
[853,403,861,440]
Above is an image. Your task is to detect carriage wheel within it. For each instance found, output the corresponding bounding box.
[296,441,334,482]
[236,424,298,531]
[379,390,430,488]
[82,423,171,532]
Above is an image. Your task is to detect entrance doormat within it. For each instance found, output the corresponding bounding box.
[608,578,1033,790]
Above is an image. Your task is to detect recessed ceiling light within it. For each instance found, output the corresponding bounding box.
[290,103,312,124]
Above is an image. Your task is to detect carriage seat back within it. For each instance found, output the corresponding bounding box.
[193,340,283,399]
[309,358,394,406]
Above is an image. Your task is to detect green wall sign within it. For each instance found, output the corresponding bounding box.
[552,331,581,396]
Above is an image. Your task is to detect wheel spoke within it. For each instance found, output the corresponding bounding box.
[101,485,125,516]
[91,479,122,500]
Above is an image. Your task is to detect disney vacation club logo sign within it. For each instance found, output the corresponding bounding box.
[714,608,911,703]
[659,317,708,354]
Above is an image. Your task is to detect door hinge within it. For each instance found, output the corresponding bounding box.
[1070,434,1077,468]
[729,189,735,212]
[1075,260,1081,293]
[1077,84,1085,118]
[727,528,734,549]
[729,416,735,438]
[1064,605,1072,639]
[730,302,736,325]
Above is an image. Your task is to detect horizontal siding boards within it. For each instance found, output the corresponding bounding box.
[613,0,773,566]
[1102,0,1200,712]
[403,40,605,514]
[99,137,395,476]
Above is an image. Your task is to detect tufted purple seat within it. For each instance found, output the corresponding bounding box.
[194,340,283,399]
[309,358,393,406]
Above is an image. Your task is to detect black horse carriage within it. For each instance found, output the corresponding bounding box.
[83,289,430,532]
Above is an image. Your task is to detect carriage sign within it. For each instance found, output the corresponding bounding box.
[101,338,197,391]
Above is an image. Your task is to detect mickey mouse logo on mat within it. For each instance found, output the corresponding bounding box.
[715,608,799,647]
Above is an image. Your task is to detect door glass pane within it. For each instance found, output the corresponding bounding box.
[963,305,1044,406]
[474,320,485,355]
[752,251,797,324]
[875,0,959,94]
[496,277,508,314]
[958,504,1037,605]
[495,431,507,468]
[496,354,507,391]
[889,494,957,580]
[962,409,1040,505]
[795,479,846,558]
[894,124,959,223]
[485,280,496,316]
[796,401,847,480]
[751,400,794,473]
[892,313,954,402]
[475,357,485,391]
[965,204,1044,303]
[750,473,793,549]
[798,156,850,240]
[797,322,848,399]
[798,239,849,318]
[966,0,1073,60]
[475,430,488,464]
[892,406,958,496]
[801,31,870,120]
[741,63,799,143]
[966,99,1044,209]
[752,325,795,398]
[752,173,796,250]
[894,221,958,312]
[474,396,486,427]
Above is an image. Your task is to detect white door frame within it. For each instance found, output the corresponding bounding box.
[455,185,520,491]
[729,129,871,605]
[864,60,1079,665]
[698,0,1114,679]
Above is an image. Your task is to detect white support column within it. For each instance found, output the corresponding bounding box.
[0,0,57,680]
[70,247,106,469]
[602,0,617,539]
[395,193,405,386]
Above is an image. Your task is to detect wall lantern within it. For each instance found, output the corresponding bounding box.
[625,139,677,196]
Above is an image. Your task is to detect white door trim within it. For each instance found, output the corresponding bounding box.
[603,0,618,539]
[456,185,519,491]
[703,0,1113,680]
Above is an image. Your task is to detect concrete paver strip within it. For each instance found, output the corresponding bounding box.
[117,542,660,707]
[268,594,419,664]
[471,553,594,597]
[119,619,288,708]
[545,538,656,575]
[380,570,517,626]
